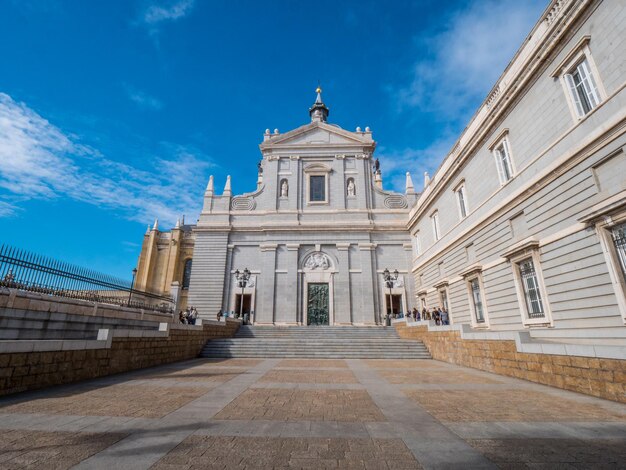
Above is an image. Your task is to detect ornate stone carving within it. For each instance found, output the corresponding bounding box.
[347,178,355,197]
[231,196,256,211]
[280,179,289,197]
[304,252,331,270]
[384,194,408,209]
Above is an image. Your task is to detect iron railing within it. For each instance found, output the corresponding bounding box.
[0,244,173,313]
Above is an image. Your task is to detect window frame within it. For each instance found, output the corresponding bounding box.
[504,241,553,327]
[551,36,605,121]
[454,181,469,219]
[461,266,490,328]
[431,211,440,241]
[590,210,626,323]
[304,163,332,205]
[412,231,421,257]
[181,258,193,290]
[493,137,515,185]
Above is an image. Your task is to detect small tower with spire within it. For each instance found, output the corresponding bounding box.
[309,86,329,123]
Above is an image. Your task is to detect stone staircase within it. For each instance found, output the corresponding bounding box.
[200,325,431,359]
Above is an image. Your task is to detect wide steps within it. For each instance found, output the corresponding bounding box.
[200,325,431,359]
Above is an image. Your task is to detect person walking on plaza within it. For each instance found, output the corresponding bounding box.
[217,309,223,322]
[188,306,197,325]
[178,310,185,324]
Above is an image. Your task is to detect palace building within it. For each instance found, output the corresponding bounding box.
[136,0,626,345]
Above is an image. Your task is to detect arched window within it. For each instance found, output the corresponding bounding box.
[182,259,192,289]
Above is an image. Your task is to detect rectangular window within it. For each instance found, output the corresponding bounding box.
[470,278,485,323]
[431,211,440,241]
[494,139,514,184]
[565,58,600,118]
[309,175,326,202]
[518,258,544,318]
[611,223,626,279]
[456,184,468,218]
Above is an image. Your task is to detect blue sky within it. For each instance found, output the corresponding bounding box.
[0,0,547,280]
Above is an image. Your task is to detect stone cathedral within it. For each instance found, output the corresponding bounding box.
[135,89,419,325]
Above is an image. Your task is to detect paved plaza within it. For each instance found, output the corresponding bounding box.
[0,358,624,469]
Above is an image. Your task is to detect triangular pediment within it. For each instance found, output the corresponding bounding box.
[261,122,370,148]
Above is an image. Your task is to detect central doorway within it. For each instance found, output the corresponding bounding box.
[307,283,329,325]
[234,294,252,315]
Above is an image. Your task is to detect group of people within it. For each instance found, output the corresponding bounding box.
[386,307,450,326]
[411,307,450,325]
[178,306,199,324]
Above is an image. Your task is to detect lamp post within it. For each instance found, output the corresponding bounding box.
[234,268,250,322]
[128,267,138,306]
[382,268,399,320]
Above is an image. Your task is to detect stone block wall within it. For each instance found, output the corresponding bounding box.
[395,323,626,404]
[0,320,239,397]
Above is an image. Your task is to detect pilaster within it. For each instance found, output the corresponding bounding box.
[358,243,377,325]
[335,243,352,324]
[258,244,278,324]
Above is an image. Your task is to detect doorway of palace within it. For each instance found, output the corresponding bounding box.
[234,294,252,315]
[385,294,403,316]
[307,283,329,325]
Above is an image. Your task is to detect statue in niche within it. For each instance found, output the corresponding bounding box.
[280,179,289,197]
[347,179,355,196]
[304,252,330,270]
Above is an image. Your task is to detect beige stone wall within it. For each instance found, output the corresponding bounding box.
[395,323,626,404]
[0,321,239,396]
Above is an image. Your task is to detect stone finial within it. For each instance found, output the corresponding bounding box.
[206,175,214,195]
[405,172,415,194]
[356,126,362,132]
[365,126,371,132]
[424,171,431,187]
[145,225,151,235]
[181,214,185,225]
[265,129,270,135]
[175,217,181,229]
[152,218,159,231]
[223,175,232,195]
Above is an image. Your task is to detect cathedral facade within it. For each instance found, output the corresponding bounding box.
[136,91,418,325]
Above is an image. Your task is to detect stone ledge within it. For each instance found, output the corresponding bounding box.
[401,319,626,360]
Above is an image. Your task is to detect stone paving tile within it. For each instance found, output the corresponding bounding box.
[381,369,502,384]
[0,429,126,469]
[200,359,263,368]
[0,384,206,419]
[277,359,348,369]
[141,367,245,383]
[405,389,626,422]
[214,388,386,422]
[364,359,443,370]
[150,436,422,469]
[467,438,626,468]
[259,369,358,384]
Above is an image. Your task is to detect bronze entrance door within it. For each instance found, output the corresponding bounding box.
[307,283,329,325]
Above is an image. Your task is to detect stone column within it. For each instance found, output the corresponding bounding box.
[283,244,300,324]
[358,243,377,325]
[403,243,415,312]
[224,244,235,312]
[258,244,278,324]
[335,243,351,324]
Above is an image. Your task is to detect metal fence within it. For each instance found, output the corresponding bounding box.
[0,244,173,313]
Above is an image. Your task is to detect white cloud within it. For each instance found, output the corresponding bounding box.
[143,0,195,25]
[0,92,213,226]
[395,0,546,120]
[125,86,163,110]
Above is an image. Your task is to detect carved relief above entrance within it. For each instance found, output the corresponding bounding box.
[303,252,331,270]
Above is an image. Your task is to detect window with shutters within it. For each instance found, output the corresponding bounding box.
[431,211,440,241]
[493,138,514,185]
[551,37,605,121]
[454,182,468,219]
[182,259,192,289]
